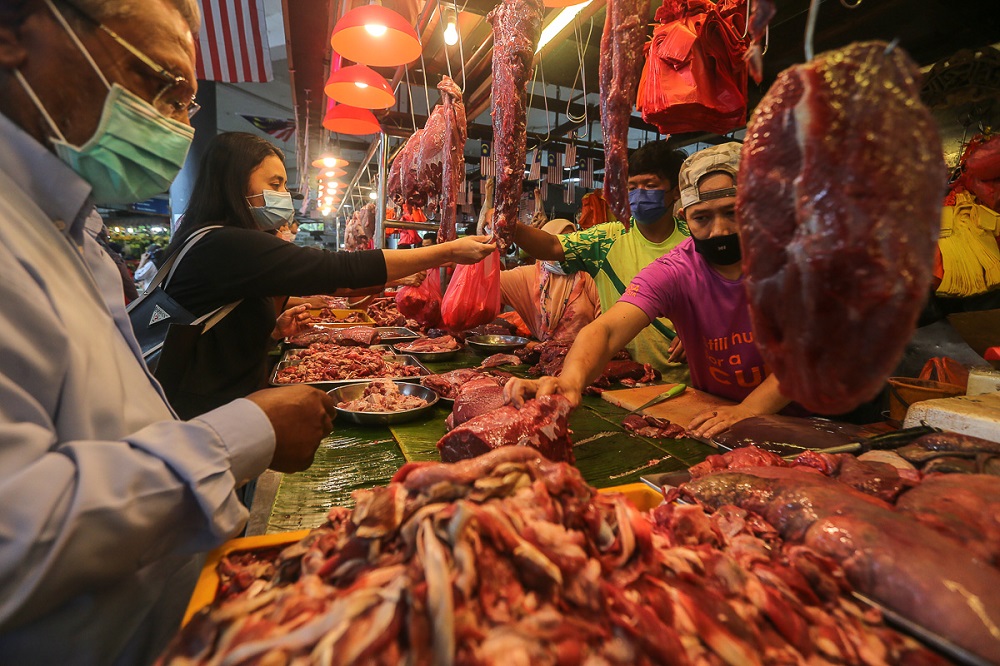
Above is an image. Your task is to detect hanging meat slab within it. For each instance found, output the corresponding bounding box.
[487,0,544,251]
[739,41,946,414]
[438,76,467,242]
[599,0,649,229]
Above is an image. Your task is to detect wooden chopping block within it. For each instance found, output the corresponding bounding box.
[602,383,734,425]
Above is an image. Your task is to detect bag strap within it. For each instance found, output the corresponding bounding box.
[141,300,241,360]
[148,225,223,294]
[599,261,677,341]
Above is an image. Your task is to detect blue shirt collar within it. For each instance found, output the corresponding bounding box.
[0,112,93,242]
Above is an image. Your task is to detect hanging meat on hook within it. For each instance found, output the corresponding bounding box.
[488,0,544,251]
[739,41,946,414]
[599,0,649,229]
[385,76,467,242]
[744,0,775,83]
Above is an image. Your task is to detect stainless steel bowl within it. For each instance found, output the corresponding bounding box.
[391,343,461,362]
[327,381,440,425]
[465,335,530,355]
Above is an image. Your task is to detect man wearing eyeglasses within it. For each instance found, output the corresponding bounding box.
[0,2,338,663]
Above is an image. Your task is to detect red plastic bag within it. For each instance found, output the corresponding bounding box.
[440,251,502,332]
[636,0,748,136]
[395,268,442,328]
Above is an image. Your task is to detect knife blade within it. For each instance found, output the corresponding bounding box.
[626,383,687,416]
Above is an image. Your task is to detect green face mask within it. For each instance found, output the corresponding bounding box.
[14,1,194,204]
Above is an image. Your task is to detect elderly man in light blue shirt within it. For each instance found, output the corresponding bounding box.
[0,0,337,663]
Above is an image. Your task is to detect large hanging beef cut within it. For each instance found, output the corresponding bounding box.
[738,42,946,414]
[599,0,649,229]
[438,76,467,242]
[487,0,544,251]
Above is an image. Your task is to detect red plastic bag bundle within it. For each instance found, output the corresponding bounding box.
[959,134,1000,211]
[440,251,502,332]
[395,268,442,328]
[636,0,748,135]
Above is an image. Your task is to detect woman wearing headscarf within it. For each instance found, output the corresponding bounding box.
[499,219,601,341]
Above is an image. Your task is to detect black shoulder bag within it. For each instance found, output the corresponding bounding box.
[126,226,241,391]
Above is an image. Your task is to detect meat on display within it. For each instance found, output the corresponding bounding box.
[439,76,467,242]
[739,41,945,414]
[487,0,544,251]
[599,0,649,229]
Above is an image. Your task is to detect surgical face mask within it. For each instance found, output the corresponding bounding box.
[628,188,669,225]
[13,2,193,204]
[248,190,296,230]
[693,233,742,266]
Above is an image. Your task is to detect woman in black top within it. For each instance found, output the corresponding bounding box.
[163,132,494,419]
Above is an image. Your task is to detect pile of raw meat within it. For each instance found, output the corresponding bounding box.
[387,76,467,242]
[161,447,939,664]
[336,380,428,413]
[365,298,406,327]
[309,308,367,324]
[739,41,946,414]
[444,374,507,430]
[274,343,422,384]
[420,368,485,399]
[622,414,686,439]
[343,203,376,252]
[286,326,380,348]
[517,340,660,390]
[394,335,460,353]
[675,439,1000,662]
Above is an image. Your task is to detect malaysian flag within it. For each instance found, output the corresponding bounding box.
[564,143,577,168]
[540,179,548,200]
[580,157,594,189]
[546,151,562,184]
[241,115,296,142]
[528,148,541,181]
[196,0,274,83]
[480,141,495,177]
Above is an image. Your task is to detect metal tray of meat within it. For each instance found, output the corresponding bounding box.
[391,342,461,363]
[306,308,374,328]
[374,327,421,344]
[269,351,431,387]
[466,334,531,355]
[327,381,440,426]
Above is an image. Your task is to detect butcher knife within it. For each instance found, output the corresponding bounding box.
[640,425,940,492]
[625,383,687,415]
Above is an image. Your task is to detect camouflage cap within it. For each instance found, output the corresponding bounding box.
[678,142,742,209]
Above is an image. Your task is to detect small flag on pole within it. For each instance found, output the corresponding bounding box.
[480,141,495,177]
[546,151,562,184]
[241,115,296,142]
[580,157,594,189]
[540,179,549,200]
[564,143,577,168]
[528,148,541,181]
[196,0,274,82]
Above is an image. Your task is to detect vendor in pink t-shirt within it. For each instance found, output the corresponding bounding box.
[506,143,791,440]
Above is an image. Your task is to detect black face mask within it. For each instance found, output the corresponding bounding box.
[693,233,742,265]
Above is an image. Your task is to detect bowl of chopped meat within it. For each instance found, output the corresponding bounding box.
[465,335,530,355]
[328,380,439,425]
[392,334,462,362]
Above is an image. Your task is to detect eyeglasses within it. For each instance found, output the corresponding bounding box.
[59,0,200,120]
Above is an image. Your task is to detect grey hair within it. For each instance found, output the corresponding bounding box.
[71,0,201,33]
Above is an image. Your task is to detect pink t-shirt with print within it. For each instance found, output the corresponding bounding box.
[619,237,767,403]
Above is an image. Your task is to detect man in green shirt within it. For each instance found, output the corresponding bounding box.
[513,141,689,379]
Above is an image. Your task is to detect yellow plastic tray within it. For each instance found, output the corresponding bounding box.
[182,483,661,625]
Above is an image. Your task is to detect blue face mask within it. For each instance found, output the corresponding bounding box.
[14,1,193,204]
[628,188,669,225]
[248,190,296,230]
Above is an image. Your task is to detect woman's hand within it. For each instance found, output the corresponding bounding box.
[503,375,583,409]
[392,271,426,288]
[272,304,312,340]
[687,404,755,441]
[448,235,496,264]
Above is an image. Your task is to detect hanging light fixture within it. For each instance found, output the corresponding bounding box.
[330,4,421,67]
[537,1,592,50]
[321,167,347,179]
[442,5,459,46]
[312,155,348,169]
[323,102,381,135]
[325,64,396,109]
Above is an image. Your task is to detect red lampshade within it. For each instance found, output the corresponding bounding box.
[325,64,395,109]
[319,167,347,179]
[330,5,421,67]
[312,155,348,169]
[323,103,381,135]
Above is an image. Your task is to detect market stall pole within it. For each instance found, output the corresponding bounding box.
[375,133,388,250]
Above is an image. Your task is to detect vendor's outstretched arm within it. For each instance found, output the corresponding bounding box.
[505,302,650,408]
[513,223,565,262]
[687,374,790,440]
